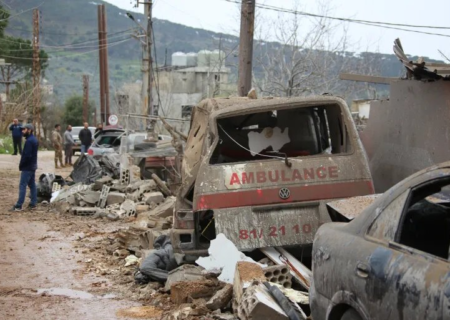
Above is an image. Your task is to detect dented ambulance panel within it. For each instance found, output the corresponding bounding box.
[172,96,374,252]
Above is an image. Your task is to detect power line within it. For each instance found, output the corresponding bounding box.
[3,34,132,52]
[221,0,450,38]
[0,38,132,60]
[0,2,46,22]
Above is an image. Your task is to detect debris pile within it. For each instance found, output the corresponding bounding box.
[107,233,311,320]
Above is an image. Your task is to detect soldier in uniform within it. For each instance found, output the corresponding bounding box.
[52,124,65,169]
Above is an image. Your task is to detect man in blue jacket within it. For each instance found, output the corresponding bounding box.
[10,124,38,211]
[9,118,23,155]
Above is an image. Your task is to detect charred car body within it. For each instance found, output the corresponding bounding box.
[171,96,374,256]
[311,162,450,320]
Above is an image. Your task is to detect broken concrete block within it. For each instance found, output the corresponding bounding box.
[113,249,130,259]
[165,265,206,291]
[129,165,141,183]
[136,204,150,214]
[120,199,137,217]
[71,207,98,216]
[151,173,172,196]
[170,280,224,305]
[126,189,141,202]
[106,192,126,205]
[149,196,176,218]
[238,283,288,320]
[143,192,164,205]
[233,261,266,305]
[139,180,157,194]
[79,191,101,205]
[263,265,292,288]
[126,180,148,192]
[92,176,113,191]
[206,284,233,310]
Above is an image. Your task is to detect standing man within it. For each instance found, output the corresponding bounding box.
[9,119,23,155]
[79,122,92,154]
[64,125,74,166]
[52,124,64,169]
[94,123,103,139]
[11,124,38,211]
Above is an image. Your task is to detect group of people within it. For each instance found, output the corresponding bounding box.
[51,122,100,168]
[9,120,104,211]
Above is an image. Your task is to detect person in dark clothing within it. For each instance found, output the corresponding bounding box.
[94,123,103,139]
[10,124,38,211]
[79,122,92,153]
[9,119,23,155]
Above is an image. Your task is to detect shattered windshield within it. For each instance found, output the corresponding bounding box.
[210,104,351,164]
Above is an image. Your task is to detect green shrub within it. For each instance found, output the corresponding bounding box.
[0,135,15,154]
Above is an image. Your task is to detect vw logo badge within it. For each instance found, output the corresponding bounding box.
[279,187,290,200]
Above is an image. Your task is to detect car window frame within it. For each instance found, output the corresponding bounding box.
[393,176,450,262]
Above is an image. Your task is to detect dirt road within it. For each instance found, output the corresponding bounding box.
[0,152,164,320]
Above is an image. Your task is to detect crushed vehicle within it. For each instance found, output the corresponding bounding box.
[311,162,450,320]
[171,96,375,257]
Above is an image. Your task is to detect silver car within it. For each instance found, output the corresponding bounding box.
[311,162,450,320]
[70,126,96,154]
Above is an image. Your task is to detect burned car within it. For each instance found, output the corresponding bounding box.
[311,162,450,320]
[172,96,374,256]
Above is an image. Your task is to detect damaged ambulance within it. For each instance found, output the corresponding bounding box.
[171,96,374,256]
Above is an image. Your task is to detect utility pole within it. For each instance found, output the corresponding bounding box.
[97,4,110,125]
[82,75,89,123]
[32,8,41,139]
[237,0,255,97]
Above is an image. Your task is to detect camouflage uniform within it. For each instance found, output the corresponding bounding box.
[52,129,64,168]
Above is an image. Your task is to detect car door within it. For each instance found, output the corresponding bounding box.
[365,180,450,320]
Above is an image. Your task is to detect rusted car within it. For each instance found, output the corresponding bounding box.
[311,162,450,320]
[172,96,374,256]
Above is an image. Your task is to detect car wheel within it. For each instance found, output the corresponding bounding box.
[341,309,363,320]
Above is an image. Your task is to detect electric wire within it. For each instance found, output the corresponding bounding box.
[0,38,132,60]
[0,2,45,22]
[221,0,450,37]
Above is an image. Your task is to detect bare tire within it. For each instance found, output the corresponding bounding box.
[341,309,363,320]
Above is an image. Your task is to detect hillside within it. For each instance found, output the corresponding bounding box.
[4,0,239,107]
[2,0,444,110]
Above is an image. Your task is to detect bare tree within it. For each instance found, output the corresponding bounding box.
[253,1,382,100]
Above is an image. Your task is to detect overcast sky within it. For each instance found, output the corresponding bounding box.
[104,0,450,60]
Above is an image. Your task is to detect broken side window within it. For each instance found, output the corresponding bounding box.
[209,104,351,164]
[396,180,450,260]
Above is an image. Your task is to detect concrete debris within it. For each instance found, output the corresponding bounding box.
[92,175,113,191]
[148,196,176,218]
[206,284,233,310]
[233,262,266,306]
[269,283,309,305]
[237,283,288,320]
[106,192,126,206]
[113,249,130,259]
[165,265,206,291]
[120,199,137,217]
[143,191,165,205]
[151,173,172,197]
[78,191,101,205]
[170,279,225,305]
[124,255,140,267]
[98,185,110,208]
[136,204,150,213]
[196,234,260,284]
[263,265,292,288]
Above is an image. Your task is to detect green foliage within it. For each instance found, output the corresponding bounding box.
[63,95,95,126]
[0,6,10,38]
[0,135,14,154]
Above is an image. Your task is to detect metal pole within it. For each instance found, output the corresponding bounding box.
[97,5,105,125]
[237,0,255,97]
[82,75,89,123]
[102,5,110,122]
[32,9,41,139]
